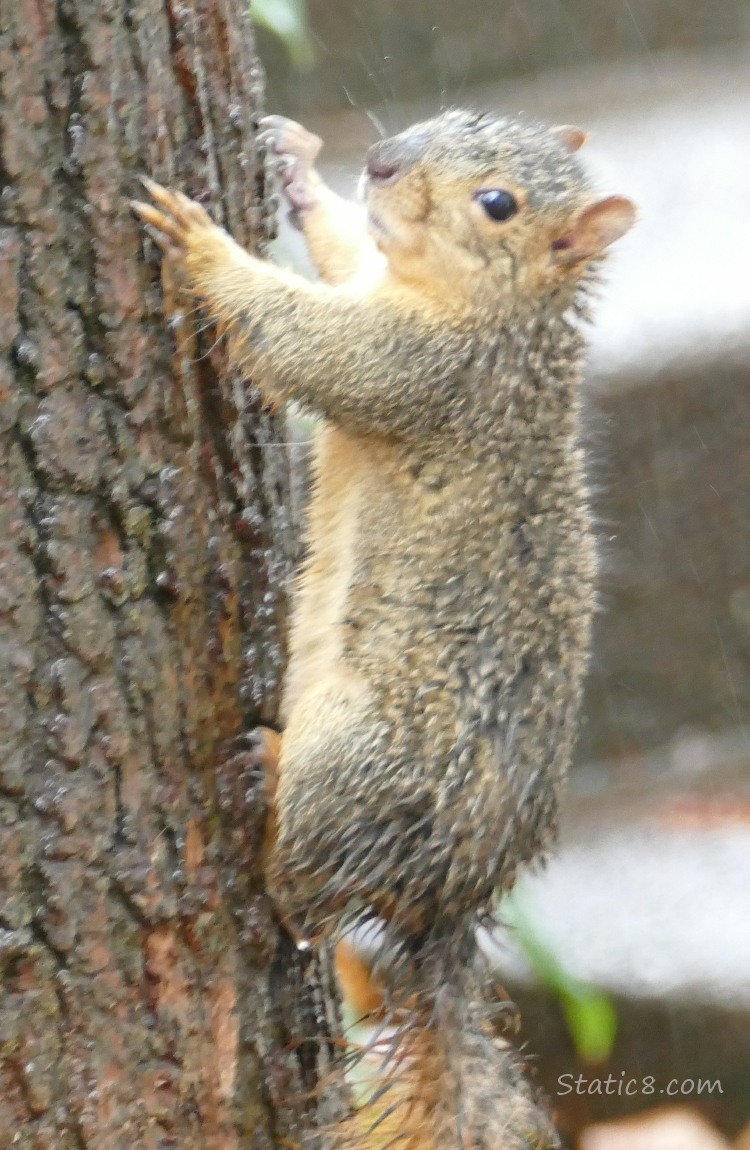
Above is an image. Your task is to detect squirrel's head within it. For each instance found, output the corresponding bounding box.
[362,109,635,315]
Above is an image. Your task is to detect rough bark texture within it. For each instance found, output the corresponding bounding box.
[0,2,338,1147]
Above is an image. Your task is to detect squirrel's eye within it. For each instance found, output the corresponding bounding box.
[476,189,518,222]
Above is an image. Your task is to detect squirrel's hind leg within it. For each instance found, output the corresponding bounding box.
[266,683,440,944]
[239,726,314,948]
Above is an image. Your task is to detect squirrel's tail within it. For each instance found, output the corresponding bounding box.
[334,940,558,1150]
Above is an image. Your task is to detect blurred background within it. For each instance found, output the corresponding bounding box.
[255,3,750,1146]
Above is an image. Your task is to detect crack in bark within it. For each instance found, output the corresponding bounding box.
[29,917,69,972]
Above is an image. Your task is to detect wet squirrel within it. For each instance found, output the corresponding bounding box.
[133,109,635,1149]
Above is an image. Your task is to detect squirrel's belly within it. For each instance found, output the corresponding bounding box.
[281,425,368,722]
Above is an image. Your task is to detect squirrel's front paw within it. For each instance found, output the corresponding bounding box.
[131,177,247,288]
[130,178,217,257]
[259,115,322,224]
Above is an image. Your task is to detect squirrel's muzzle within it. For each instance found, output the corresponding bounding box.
[366,130,429,186]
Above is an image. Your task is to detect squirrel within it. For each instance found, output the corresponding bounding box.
[132,108,635,1149]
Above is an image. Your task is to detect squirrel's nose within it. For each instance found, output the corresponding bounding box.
[366,132,428,186]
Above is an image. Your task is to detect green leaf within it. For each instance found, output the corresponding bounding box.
[561,989,618,1065]
[252,0,315,70]
[503,890,618,1064]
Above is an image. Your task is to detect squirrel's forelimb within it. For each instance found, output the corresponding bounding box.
[259,114,380,285]
[132,182,468,437]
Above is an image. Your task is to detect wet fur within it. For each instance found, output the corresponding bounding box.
[133,109,634,1150]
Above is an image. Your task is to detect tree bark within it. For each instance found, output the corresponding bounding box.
[0,2,337,1147]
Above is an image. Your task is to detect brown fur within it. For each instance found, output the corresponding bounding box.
[132,109,635,1149]
[334,941,555,1150]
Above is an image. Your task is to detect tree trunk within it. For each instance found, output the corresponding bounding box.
[0,2,337,1147]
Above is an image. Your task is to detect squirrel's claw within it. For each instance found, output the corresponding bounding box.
[258,115,322,166]
[131,178,215,254]
[258,119,319,222]
[130,199,186,252]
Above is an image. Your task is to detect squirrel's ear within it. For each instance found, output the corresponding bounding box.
[553,125,587,152]
[551,195,636,265]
